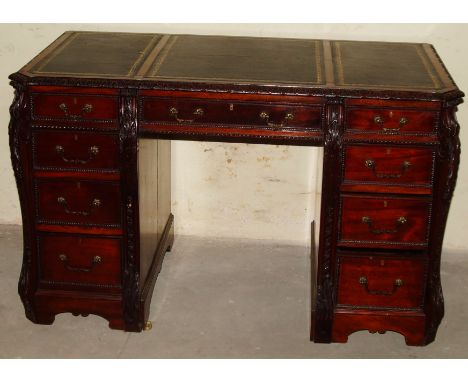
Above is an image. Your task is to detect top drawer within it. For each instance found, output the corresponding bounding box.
[31,93,119,122]
[346,108,438,134]
[140,97,322,130]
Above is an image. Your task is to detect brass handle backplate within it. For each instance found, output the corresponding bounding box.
[259,111,295,128]
[364,159,411,179]
[358,276,404,296]
[57,196,101,216]
[373,115,408,132]
[58,103,93,119]
[361,215,407,235]
[169,107,204,123]
[55,145,99,164]
[59,254,102,272]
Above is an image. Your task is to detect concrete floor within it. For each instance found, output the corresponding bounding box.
[0,224,467,358]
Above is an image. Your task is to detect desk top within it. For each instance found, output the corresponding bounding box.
[14,31,462,100]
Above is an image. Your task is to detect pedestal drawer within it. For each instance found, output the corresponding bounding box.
[31,93,118,122]
[38,234,122,288]
[343,145,435,187]
[336,255,427,309]
[36,179,122,227]
[346,108,437,134]
[33,130,120,171]
[339,195,431,248]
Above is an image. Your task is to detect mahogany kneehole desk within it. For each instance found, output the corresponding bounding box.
[8,31,463,346]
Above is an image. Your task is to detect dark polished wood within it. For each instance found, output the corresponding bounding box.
[8,31,463,345]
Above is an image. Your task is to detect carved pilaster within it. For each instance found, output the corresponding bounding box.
[9,78,36,322]
[119,89,142,331]
[312,98,344,342]
[424,98,462,344]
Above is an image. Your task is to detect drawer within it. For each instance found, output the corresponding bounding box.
[33,130,120,171]
[339,195,431,248]
[141,97,322,129]
[346,108,437,134]
[39,234,122,288]
[337,255,426,309]
[343,145,435,186]
[36,179,121,227]
[31,93,118,122]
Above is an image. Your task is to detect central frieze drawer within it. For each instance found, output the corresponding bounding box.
[343,145,435,187]
[39,234,122,288]
[141,97,322,129]
[337,255,426,309]
[339,195,431,248]
[36,179,122,227]
[33,130,120,171]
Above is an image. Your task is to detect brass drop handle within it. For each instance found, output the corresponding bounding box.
[361,215,407,235]
[364,159,411,179]
[373,115,409,132]
[59,254,102,272]
[259,111,294,128]
[55,145,99,164]
[58,103,93,119]
[358,276,404,296]
[169,107,204,123]
[57,196,101,216]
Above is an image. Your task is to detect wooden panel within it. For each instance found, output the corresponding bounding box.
[343,145,434,187]
[138,139,159,284]
[31,93,118,122]
[33,130,120,171]
[157,140,172,246]
[337,255,426,309]
[339,195,431,248]
[39,234,122,287]
[346,108,437,134]
[36,179,121,227]
[141,97,322,129]
[332,310,426,346]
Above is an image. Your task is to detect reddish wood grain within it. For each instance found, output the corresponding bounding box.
[339,195,431,247]
[34,130,120,171]
[39,234,122,287]
[337,255,426,309]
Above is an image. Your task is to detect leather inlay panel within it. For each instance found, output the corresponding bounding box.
[31,32,161,77]
[147,35,324,84]
[332,41,442,90]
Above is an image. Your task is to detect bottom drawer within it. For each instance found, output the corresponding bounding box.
[38,234,122,288]
[337,254,427,309]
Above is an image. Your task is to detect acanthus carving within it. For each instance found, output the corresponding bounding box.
[314,99,344,340]
[119,91,142,330]
[439,103,461,201]
[9,79,36,321]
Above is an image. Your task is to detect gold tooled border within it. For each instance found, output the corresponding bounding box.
[33,32,160,77]
[334,41,442,90]
[149,37,324,85]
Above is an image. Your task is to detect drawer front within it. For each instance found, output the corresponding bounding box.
[346,108,437,134]
[141,97,322,129]
[339,195,431,247]
[36,179,121,227]
[343,145,434,186]
[337,255,426,309]
[33,130,120,171]
[39,234,122,287]
[31,93,118,122]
